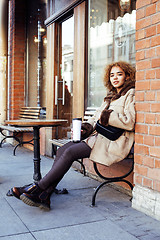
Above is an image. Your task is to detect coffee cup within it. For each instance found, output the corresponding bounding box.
[72,118,82,142]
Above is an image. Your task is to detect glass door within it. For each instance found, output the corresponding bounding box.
[55,16,74,138]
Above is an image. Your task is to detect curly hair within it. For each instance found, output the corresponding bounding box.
[103,61,136,93]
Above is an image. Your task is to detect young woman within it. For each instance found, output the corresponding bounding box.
[11,61,136,210]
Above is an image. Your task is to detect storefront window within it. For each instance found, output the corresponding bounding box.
[26,0,47,108]
[88,0,136,108]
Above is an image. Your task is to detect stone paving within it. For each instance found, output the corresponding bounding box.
[0,144,160,240]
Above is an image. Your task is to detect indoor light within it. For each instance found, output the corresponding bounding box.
[119,0,131,11]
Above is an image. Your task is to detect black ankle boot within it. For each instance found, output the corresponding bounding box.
[20,184,50,210]
[11,183,37,199]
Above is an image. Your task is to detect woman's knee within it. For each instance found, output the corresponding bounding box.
[56,141,73,158]
[63,147,75,160]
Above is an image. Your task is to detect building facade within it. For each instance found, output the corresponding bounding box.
[1,0,160,220]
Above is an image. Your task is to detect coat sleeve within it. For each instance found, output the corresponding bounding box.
[108,89,135,131]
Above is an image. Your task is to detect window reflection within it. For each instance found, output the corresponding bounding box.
[88,0,136,108]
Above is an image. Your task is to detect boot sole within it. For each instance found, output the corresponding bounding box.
[20,194,50,211]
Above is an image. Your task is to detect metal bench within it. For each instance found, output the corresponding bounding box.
[49,111,134,206]
[91,145,134,206]
[0,107,42,155]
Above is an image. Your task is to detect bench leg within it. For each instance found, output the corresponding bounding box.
[13,138,34,156]
[91,179,133,207]
[91,161,134,207]
[0,130,21,148]
[51,144,57,158]
[76,159,86,176]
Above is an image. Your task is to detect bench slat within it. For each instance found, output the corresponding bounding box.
[0,107,41,134]
[0,125,32,132]
[19,107,41,120]
[49,139,71,147]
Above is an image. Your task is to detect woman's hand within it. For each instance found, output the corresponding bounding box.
[100,109,113,126]
[81,122,93,140]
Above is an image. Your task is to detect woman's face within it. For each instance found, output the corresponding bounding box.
[110,66,126,93]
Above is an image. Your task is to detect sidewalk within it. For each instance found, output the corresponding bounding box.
[0,144,160,240]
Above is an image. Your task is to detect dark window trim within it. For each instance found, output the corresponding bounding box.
[45,0,85,26]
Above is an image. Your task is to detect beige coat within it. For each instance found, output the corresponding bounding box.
[84,88,135,166]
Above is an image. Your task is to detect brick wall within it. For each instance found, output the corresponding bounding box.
[9,0,26,119]
[134,0,160,193]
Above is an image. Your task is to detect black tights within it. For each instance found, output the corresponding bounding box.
[38,141,91,191]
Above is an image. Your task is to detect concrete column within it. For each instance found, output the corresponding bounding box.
[0,0,8,123]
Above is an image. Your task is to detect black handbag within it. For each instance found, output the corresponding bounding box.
[95,120,124,141]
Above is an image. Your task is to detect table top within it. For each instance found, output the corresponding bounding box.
[5,119,68,127]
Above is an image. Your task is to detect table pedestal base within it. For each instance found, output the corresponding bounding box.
[33,127,42,182]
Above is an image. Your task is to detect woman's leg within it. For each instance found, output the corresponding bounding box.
[38,141,91,190]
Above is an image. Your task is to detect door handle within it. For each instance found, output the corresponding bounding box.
[55,75,58,105]
[62,78,65,105]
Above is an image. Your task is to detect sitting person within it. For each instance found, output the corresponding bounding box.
[10,61,136,210]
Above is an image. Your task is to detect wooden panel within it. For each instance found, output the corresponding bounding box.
[45,24,55,155]
[46,24,55,120]
[73,1,86,118]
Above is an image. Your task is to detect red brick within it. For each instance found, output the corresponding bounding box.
[153,181,160,192]
[149,125,160,135]
[134,164,148,177]
[157,1,160,11]
[155,159,160,168]
[136,50,145,60]
[136,30,145,40]
[146,26,156,38]
[134,154,144,164]
[136,0,151,9]
[136,8,145,20]
[152,13,160,24]
[134,174,143,185]
[135,92,145,101]
[156,46,160,56]
[151,35,160,47]
[150,80,160,90]
[157,92,160,101]
[145,70,155,79]
[135,81,150,91]
[157,114,160,124]
[157,24,160,34]
[144,135,154,146]
[145,91,155,101]
[143,177,153,188]
[148,168,160,179]
[136,60,151,70]
[146,4,156,16]
[136,39,150,50]
[137,17,152,31]
[135,143,149,156]
[156,69,160,79]
[152,58,160,68]
[155,136,160,146]
[145,48,156,58]
[135,133,144,143]
[136,71,145,81]
[136,113,145,123]
[151,103,160,112]
[145,113,156,124]
[135,102,150,112]
[144,156,155,168]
